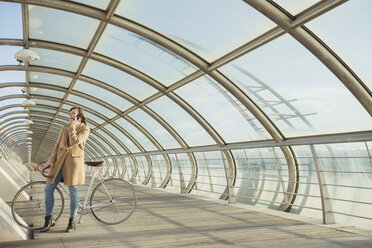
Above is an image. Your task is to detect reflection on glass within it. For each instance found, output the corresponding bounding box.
[220,34,372,136]
[176,76,270,143]
[95,24,197,86]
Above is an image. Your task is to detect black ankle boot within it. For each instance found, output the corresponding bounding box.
[65,217,76,232]
[39,215,55,232]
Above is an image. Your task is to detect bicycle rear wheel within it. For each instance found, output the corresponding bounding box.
[90,178,136,225]
[11,181,64,230]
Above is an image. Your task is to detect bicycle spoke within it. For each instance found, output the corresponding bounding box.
[90,178,136,225]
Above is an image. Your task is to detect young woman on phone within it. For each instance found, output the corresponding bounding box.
[39,106,90,233]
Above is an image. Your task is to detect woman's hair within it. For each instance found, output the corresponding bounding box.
[70,106,87,125]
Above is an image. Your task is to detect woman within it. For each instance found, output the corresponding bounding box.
[39,106,90,233]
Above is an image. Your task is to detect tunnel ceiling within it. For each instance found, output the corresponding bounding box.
[0,0,371,163]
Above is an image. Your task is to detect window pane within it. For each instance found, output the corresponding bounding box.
[147,96,215,147]
[96,129,127,155]
[30,72,72,88]
[307,1,372,91]
[176,76,270,143]
[67,0,110,10]
[273,0,320,15]
[30,48,83,73]
[104,124,140,153]
[0,46,23,66]
[114,118,157,151]
[0,71,25,84]
[0,2,22,39]
[220,34,372,136]
[117,0,276,61]
[29,5,100,49]
[95,24,197,86]
[30,87,65,99]
[73,80,132,111]
[128,109,181,149]
[67,94,116,119]
[83,60,158,101]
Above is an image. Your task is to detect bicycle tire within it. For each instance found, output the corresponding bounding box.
[11,181,64,230]
[90,178,136,225]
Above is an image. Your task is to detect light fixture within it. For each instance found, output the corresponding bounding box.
[25,119,34,125]
[14,48,40,63]
[22,99,36,107]
[27,130,33,134]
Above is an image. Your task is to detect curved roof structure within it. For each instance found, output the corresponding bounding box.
[1,0,372,231]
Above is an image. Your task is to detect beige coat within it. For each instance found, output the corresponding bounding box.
[46,123,90,186]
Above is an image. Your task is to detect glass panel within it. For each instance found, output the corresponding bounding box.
[0,87,23,96]
[232,148,289,209]
[31,108,56,114]
[0,71,25,84]
[67,94,116,119]
[30,87,65,99]
[29,5,100,49]
[83,60,158,101]
[147,96,215,146]
[30,72,72,88]
[168,153,192,192]
[0,46,23,65]
[73,80,132,111]
[33,99,60,108]
[0,98,25,109]
[273,0,320,15]
[0,107,24,116]
[104,124,140,153]
[134,156,149,183]
[66,0,110,10]
[29,48,83,73]
[114,117,157,151]
[220,34,372,136]
[149,155,168,187]
[90,133,116,155]
[290,146,322,218]
[96,129,127,154]
[314,143,372,230]
[84,111,104,126]
[307,1,372,91]
[192,152,226,198]
[117,0,276,61]
[95,24,197,86]
[129,109,181,149]
[0,2,22,39]
[176,76,269,143]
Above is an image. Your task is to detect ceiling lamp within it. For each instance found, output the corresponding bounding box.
[22,99,36,107]
[27,130,33,134]
[14,48,40,63]
[25,119,34,125]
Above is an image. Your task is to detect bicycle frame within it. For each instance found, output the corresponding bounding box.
[77,166,114,223]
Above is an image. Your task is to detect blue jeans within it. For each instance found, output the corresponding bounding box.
[44,170,79,218]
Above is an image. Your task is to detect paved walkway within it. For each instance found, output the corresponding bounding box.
[2,184,372,247]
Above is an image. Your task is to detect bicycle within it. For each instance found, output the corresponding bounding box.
[11,161,137,230]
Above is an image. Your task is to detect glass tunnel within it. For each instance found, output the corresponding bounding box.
[0,0,371,234]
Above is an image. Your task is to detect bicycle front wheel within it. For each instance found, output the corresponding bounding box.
[90,178,136,225]
[11,181,64,230]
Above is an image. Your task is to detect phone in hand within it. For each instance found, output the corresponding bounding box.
[76,113,83,121]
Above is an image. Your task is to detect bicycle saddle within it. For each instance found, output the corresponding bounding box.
[85,161,104,167]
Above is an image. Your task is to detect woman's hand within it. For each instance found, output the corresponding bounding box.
[46,161,54,168]
[70,117,81,130]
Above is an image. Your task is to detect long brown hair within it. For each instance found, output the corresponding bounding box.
[70,106,87,125]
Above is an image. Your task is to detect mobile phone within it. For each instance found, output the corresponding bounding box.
[77,113,83,121]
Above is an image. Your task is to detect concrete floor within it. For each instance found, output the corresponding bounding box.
[1,184,372,248]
